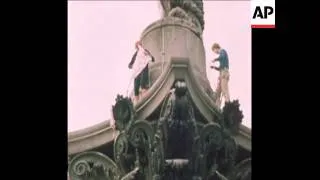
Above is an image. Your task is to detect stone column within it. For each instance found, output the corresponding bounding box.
[140,16,215,99]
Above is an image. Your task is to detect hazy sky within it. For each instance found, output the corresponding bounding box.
[68,1,251,132]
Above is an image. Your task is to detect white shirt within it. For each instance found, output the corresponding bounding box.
[132,45,152,78]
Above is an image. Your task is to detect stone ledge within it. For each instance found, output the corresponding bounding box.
[68,121,251,155]
[68,120,111,140]
[68,121,116,155]
[234,124,251,151]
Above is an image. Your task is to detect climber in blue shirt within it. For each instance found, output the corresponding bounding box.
[210,43,230,107]
[211,49,229,70]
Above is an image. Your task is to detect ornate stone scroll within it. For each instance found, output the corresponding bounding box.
[69,88,245,180]
[151,80,240,180]
[68,151,121,180]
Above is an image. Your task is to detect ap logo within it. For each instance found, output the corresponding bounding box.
[251,0,275,28]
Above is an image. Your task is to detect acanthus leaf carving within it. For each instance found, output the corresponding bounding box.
[112,95,135,132]
[114,132,131,174]
[69,83,247,180]
[68,151,121,180]
[222,100,244,135]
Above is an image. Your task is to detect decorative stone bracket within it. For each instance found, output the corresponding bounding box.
[68,85,247,180]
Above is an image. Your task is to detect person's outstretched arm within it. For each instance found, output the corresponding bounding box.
[145,49,155,62]
[128,51,138,69]
[210,66,220,71]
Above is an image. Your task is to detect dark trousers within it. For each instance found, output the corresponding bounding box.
[134,65,149,96]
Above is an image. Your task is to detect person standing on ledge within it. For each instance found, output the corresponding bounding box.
[128,41,155,103]
[210,43,230,107]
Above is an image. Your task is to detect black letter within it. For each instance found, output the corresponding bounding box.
[264,6,274,18]
[253,7,264,19]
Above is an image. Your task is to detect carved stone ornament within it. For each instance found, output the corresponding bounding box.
[222,100,244,135]
[68,151,121,180]
[69,80,247,180]
[229,158,251,180]
[160,0,205,33]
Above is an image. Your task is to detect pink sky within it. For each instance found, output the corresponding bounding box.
[68,1,251,132]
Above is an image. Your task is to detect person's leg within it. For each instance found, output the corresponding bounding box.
[215,75,222,107]
[220,70,230,103]
[140,65,149,96]
[134,74,141,102]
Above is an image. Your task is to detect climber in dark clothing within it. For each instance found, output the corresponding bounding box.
[128,41,155,103]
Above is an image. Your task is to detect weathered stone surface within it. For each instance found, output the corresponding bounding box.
[69,84,249,180]
[69,96,250,179]
[160,0,205,31]
[229,158,251,180]
[68,151,121,180]
[68,1,251,179]
[140,17,212,101]
[222,100,244,135]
